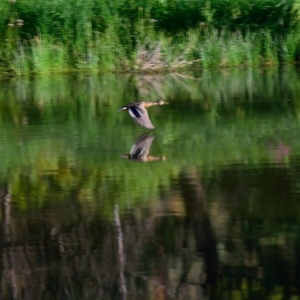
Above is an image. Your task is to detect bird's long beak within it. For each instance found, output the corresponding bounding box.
[118,106,127,112]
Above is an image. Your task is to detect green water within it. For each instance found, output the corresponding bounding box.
[0,66,300,299]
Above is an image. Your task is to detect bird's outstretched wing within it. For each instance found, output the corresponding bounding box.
[128,106,155,129]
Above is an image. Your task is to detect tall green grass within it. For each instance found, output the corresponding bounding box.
[1,0,300,75]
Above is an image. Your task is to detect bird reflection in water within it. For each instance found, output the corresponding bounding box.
[121,133,166,162]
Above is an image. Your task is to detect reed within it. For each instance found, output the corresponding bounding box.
[1,0,300,75]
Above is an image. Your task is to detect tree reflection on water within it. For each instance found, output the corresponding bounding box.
[0,66,300,299]
[1,162,300,299]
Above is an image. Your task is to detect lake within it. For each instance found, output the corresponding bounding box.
[0,66,300,299]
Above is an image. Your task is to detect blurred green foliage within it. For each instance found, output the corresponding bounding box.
[1,0,300,74]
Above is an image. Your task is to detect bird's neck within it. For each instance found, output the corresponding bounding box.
[147,156,167,161]
[144,101,161,108]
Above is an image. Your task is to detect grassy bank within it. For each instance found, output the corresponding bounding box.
[1,0,300,75]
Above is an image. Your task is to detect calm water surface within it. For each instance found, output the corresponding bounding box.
[1,67,300,299]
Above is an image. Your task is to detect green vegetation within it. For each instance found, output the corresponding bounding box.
[1,0,300,75]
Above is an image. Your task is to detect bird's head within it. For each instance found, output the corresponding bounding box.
[156,99,169,105]
[118,105,128,112]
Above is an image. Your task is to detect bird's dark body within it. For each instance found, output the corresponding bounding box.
[118,100,168,129]
[129,106,142,118]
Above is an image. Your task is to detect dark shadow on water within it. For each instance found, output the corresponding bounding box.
[1,164,300,299]
[174,171,219,299]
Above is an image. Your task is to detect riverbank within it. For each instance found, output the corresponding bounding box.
[1,0,300,75]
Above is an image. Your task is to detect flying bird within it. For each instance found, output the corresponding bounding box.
[118,100,169,129]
